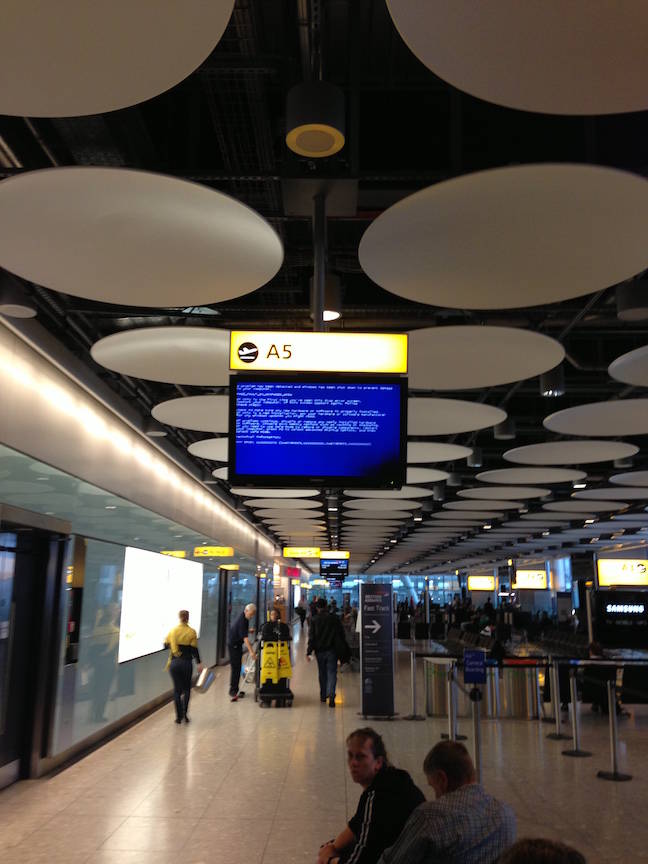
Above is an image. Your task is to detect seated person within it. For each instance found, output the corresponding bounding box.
[499,838,586,864]
[317,728,424,864]
[377,741,516,864]
[261,607,291,642]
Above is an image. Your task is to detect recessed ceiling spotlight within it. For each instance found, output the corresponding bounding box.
[105,505,117,510]
[483,524,492,529]
[413,516,423,522]
[493,418,516,440]
[584,519,596,524]
[616,278,648,322]
[467,448,483,468]
[542,530,550,536]
[390,539,398,543]
[573,482,587,489]
[286,81,345,158]
[539,363,565,397]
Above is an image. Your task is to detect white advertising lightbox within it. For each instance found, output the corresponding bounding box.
[118,546,203,663]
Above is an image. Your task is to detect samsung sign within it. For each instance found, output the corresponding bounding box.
[606,603,645,614]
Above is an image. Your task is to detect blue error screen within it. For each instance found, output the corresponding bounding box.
[233,380,404,481]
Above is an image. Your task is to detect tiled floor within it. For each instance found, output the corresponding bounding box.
[2,626,647,863]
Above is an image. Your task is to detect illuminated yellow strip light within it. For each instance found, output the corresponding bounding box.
[161,550,186,558]
[320,550,350,559]
[230,331,408,374]
[597,559,648,587]
[193,546,234,557]
[284,546,320,558]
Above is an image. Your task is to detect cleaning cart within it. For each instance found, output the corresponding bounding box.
[255,634,294,707]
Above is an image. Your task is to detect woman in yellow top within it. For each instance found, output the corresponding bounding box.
[165,610,203,724]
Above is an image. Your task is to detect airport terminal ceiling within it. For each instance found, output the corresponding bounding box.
[1,0,648,575]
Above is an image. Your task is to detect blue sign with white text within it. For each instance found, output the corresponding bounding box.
[463,649,487,685]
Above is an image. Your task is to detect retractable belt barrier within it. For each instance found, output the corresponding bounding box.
[415,653,648,786]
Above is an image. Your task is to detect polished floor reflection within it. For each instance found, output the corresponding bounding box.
[1,627,647,864]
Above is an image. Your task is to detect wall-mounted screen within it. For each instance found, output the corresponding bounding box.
[594,590,648,648]
[118,546,203,663]
[229,374,407,489]
[320,557,349,579]
[597,558,648,588]
[513,569,547,590]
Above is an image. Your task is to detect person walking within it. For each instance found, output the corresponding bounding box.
[165,609,203,725]
[228,603,257,702]
[307,597,346,707]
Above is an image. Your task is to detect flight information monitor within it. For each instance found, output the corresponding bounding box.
[320,557,349,579]
[228,374,407,488]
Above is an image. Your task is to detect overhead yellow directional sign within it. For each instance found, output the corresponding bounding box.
[320,550,350,559]
[597,559,648,587]
[230,331,408,374]
[161,550,186,558]
[193,546,234,558]
[513,569,547,590]
[467,575,495,591]
[284,546,320,558]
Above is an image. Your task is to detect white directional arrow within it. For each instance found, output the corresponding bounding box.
[364,619,381,635]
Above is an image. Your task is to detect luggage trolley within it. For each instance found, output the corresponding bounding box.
[255,633,294,708]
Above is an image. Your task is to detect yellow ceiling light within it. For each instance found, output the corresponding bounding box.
[286,82,345,159]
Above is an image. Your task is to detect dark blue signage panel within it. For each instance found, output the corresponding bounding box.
[360,583,394,716]
[463,649,487,685]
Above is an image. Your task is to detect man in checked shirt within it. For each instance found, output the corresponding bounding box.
[377,741,516,864]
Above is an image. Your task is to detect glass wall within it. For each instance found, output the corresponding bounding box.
[53,537,220,753]
[228,566,258,637]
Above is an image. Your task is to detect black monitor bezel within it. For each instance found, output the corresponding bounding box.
[319,557,350,578]
[228,372,407,489]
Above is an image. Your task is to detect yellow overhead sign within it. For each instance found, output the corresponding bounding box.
[230,331,408,374]
[161,550,186,558]
[320,550,350,559]
[221,563,240,571]
[467,575,496,592]
[597,559,648,587]
[513,569,547,590]
[283,546,320,558]
[193,546,234,558]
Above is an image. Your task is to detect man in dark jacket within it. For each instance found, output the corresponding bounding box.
[317,728,425,864]
[307,597,346,707]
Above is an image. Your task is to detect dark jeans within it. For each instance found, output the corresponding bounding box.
[316,649,337,700]
[169,657,192,720]
[229,643,243,695]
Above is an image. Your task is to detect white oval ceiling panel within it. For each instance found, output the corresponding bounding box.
[229,488,318,498]
[544,501,626,513]
[431,514,491,525]
[385,1,648,116]
[458,486,550,500]
[407,442,472,463]
[443,500,521,512]
[503,522,550,531]
[608,346,648,388]
[612,514,648,522]
[92,327,230,386]
[544,399,648,437]
[0,1,234,116]
[407,398,506,435]
[0,168,282,307]
[406,467,450,484]
[343,520,404,528]
[257,509,324,519]
[477,467,587,485]
[573,488,648,501]
[520,514,571,524]
[152,395,229,433]
[187,438,228,461]
[344,499,422,511]
[343,486,432,499]
[610,471,648,487]
[408,327,564,390]
[504,441,638,465]
[246,499,322,510]
[343,511,413,520]
[440,509,503,520]
[211,467,229,481]
[360,165,648,310]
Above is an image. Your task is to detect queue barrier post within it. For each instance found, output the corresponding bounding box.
[470,686,483,785]
[562,667,591,758]
[441,664,467,741]
[404,650,425,721]
[597,680,632,782]
[547,659,570,741]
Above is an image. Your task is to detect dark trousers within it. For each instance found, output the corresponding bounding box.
[229,643,243,695]
[316,649,337,700]
[169,657,192,720]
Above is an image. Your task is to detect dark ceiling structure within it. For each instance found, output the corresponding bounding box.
[1,0,648,573]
